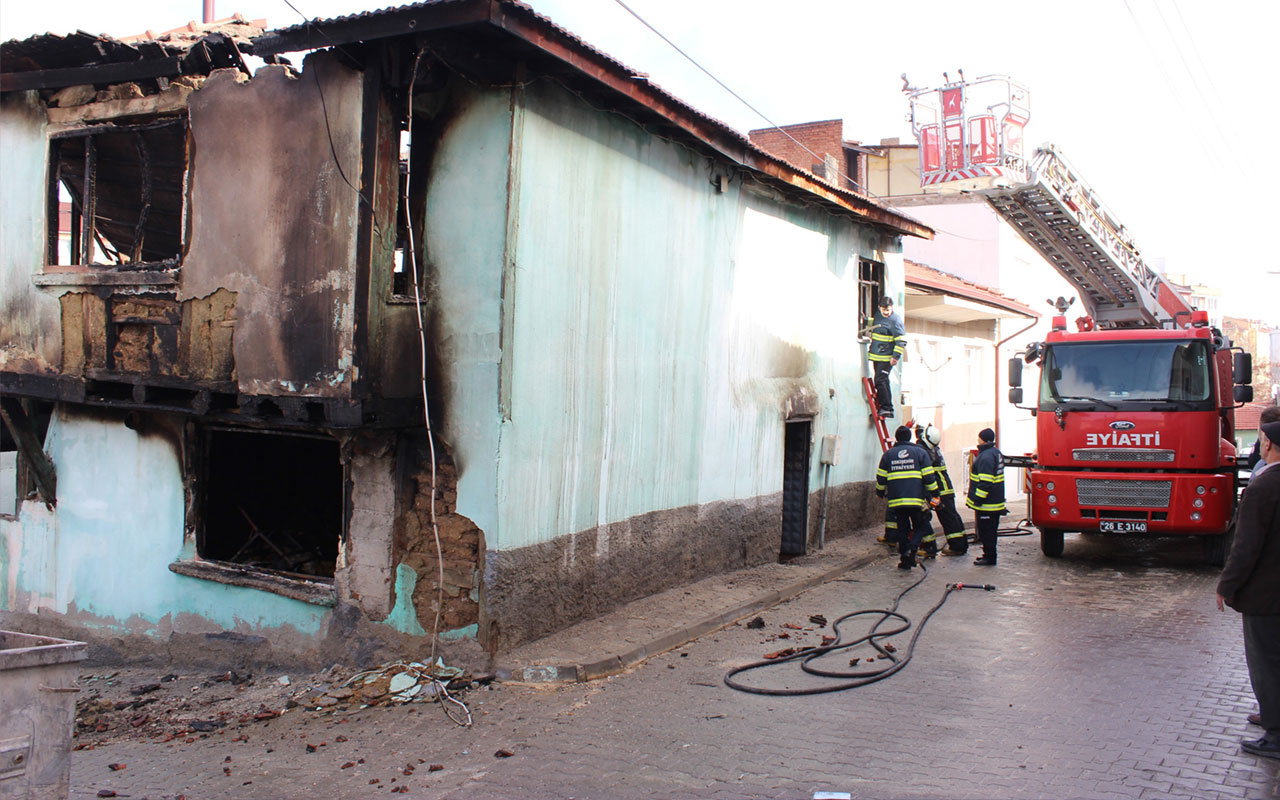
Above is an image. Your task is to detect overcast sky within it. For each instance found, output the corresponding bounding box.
[4,0,1276,326]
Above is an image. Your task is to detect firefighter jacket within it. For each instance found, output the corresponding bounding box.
[876,442,939,509]
[966,442,1006,513]
[867,310,906,363]
[921,443,956,496]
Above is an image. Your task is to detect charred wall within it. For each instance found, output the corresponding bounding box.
[181,56,362,398]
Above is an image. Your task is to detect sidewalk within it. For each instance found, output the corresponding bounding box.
[494,498,1031,684]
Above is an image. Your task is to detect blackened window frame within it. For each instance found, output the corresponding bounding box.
[46,117,189,271]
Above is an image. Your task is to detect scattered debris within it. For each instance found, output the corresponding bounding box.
[883,643,897,653]
[781,623,804,630]
[809,614,828,626]
[130,683,161,696]
[494,749,514,758]
[96,791,117,798]
[745,617,765,629]
[107,763,126,771]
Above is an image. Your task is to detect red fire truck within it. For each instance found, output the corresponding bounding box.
[906,75,1255,563]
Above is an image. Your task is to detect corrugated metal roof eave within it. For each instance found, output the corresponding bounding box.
[251,0,933,239]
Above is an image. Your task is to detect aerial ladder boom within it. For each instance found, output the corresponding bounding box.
[980,146,1194,329]
[905,74,1197,330]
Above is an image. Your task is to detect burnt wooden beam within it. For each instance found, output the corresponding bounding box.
[1,55,184,92]
[0,397,56,507]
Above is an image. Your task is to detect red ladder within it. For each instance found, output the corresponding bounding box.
[862,377,894,453]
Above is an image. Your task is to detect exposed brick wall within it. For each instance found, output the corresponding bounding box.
[749,119,860,190]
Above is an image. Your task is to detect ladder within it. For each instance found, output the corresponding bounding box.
[862,377,895,453]
[979,146,1194,329]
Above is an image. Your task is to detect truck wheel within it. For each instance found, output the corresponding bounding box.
[1041,529,1065,558]
[1205,527,1233,567]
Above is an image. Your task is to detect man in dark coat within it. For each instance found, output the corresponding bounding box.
[1217,419,1280,759]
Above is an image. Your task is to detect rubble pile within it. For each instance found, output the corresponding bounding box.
[73,659,479,746]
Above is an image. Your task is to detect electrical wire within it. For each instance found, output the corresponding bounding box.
[279,0,372,210]
[275,0,470,727]
[724,562,990,695]
[609,0,872,197]
[402,44,471,728]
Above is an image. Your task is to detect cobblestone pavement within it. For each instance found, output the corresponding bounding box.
[70,531,1280,799]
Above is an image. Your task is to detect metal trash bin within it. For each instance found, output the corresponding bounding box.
[0,631,87,800]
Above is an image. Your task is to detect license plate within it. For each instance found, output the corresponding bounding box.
[1099,520,1147,533]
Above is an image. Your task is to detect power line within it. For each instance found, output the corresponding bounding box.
[609,0,872,196]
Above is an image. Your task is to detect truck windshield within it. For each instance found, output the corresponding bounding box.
[1039,340,1213,410]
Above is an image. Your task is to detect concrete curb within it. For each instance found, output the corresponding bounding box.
[494,549,886,685]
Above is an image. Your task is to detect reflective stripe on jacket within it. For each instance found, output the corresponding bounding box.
[868,311,906,362]
[921,444,955,496]
[966,442,1006,513]
[876,442,939,509]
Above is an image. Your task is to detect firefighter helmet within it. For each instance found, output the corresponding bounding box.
[924,425,941,447]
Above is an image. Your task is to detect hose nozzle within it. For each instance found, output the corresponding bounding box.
[951,582,996,591]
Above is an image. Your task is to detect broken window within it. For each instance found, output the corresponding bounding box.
[858,258,886,324]
[48,118,187,269]
[197,428,343,579]
[0,400,54,516]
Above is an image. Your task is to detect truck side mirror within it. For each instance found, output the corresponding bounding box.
[1009,387,1023,405]
[1233,352,1252,385]
[1235,385,1254,404]
[1007,357,1023,388]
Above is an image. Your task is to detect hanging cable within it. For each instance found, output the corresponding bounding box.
[724,564,993,696]
[610,0,875,198]
[401,45,471,728]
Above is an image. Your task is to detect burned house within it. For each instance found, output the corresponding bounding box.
[0,1,931,667]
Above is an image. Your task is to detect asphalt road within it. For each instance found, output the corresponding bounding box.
[69,531,1280,799]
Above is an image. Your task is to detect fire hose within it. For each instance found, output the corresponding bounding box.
[723,565,994,696]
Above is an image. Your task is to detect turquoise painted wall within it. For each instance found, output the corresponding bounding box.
[423,85,514,540]
[440,80,904,552]
[0,408,325,637]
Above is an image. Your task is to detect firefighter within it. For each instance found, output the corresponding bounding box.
[966,427,1006,565]
[876,425,940,570]
[915,424,969,557]
[866,296,906,418]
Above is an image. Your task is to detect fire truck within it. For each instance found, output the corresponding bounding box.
[905,75,1255,563]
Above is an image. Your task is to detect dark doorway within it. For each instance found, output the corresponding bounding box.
[780,420,812,556]
[199,428,343,578]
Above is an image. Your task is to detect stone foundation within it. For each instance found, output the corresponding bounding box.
[482,480,880,651]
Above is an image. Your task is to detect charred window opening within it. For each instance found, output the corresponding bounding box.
[48,118,187,269]
[858,258,887,322]
[0,400,54,516]
[198,428,343,579]
[390,84,445,299]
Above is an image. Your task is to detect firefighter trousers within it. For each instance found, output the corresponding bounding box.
[894,506,929,563]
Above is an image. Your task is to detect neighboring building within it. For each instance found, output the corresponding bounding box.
[1165,270,1224,330]
[748,119,871,195]
[0,1,930,666]
[1222,316,1274,402]
[903,261,1037,483]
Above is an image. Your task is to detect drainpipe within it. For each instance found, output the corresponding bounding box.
[994,314,1039,438]
[204,0,215,24]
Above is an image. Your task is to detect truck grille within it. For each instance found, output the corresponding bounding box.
[1073,448,1175,463]
[1076,478,1172,508]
